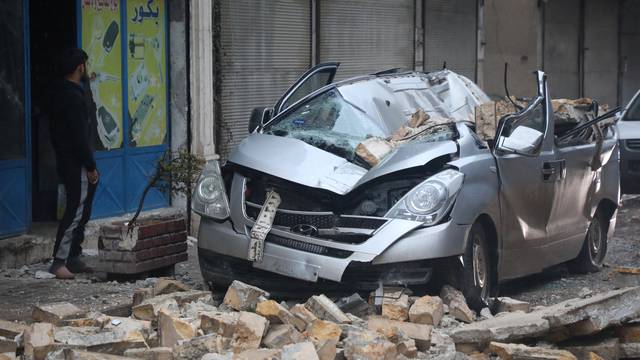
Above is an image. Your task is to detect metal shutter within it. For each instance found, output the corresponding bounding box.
[583,0,619,107]
[621,0,640,105]
[424,0,477,80]
[219,0,311,158]
[318,0,415,81]
[543,0,580,99]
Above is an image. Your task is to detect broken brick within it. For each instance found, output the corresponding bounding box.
[222,280,270,312]
[32,302,86,325]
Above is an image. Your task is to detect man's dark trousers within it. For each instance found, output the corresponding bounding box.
[52,159,97,262]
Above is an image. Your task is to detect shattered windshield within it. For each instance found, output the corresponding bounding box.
[262,71,490,166]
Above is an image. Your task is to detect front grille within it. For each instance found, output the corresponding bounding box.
[245,203,386,230]
[266,234,353,258]
[628,139,640,150]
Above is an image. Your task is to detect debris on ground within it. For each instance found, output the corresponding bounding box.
[614,267,640,275]
[3,279,640,359]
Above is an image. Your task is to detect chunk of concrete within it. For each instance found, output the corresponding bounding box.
[620,343,640,359]
[561,337,620,360]
[281,341,319,360]
[450,311,549,350]
[314,339,337,360]
[24,323,55,360]
[382,289,410,321]
[0,337,17,354]
[132,288,154,307]
[262,324,303,349]
[123,347,173,360]
[235,348,280,360]
[367,316,432,351]
[305,295,351,324]
[32,302,86,325]
[200,312,240,338]
[256,300,306,332]
[290,304,318,331]
[496,297,531,313]
[306,320,342,343]
[132,297,180,322]
[222,280,270,312]
[488,342,577,360]
[335,293,369,317]
[153,279,190,296]
[53,349,136,360]
[542,287,640,337]
[232,312,269,353]
[158,309,196,348]
[0,320,28,339]
[440,286,475,323]
[409,295,444,326]
[200,353,233,360]
[53,326,147,355]
[343,329,397,360]
[397,338,418,358]
[172,334,231,360]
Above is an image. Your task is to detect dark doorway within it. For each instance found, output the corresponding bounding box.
[30,0,76,221]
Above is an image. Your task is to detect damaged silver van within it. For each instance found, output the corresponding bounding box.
[193,64,619,307]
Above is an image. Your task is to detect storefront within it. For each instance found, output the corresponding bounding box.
[0,0,172,238]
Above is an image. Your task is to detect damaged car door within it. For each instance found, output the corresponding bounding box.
[494,71,561,279]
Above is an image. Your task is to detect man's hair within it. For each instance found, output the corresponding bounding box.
[56,48,89,77]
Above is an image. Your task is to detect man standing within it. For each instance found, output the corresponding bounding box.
[48,48,99,279]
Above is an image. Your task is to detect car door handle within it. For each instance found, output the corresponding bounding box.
[542,160,565,181]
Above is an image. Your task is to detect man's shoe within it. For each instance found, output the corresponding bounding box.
[67,257,94,273]
[49,265,75,280]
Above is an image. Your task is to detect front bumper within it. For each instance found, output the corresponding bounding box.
[620,140,640,194]
[197,216,469,287]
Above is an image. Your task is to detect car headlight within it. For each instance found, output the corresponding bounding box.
[192,161,230,220]
[385,169,464,225]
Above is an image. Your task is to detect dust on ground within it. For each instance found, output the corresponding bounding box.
[0,196,639,321]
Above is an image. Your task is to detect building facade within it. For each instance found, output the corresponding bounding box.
[1,0,638,239]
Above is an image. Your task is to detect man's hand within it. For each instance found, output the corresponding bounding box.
[87,169,99,184]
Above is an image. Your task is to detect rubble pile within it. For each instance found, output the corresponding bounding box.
[2,280,640,359]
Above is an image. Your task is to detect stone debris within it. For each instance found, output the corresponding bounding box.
[304,295,350,324]
[32,303,87,325]
[409,295,444,326]
[123,346,173,360]
[0,320,28,339]
[288,305,317,331]
[222,281,270,312]
[495,297,531,313]
[335,293,369,318]
[281,341,319,360]
[24,323,55,360]
[262,324,303,349]
[441,286,476,323]
[381,289,410,321]
[488,342,577,360]
[367,316,432,351]
[34,270,56,279]
[255,300,305,332]
[157,309,196,348]
[153,279,190,296]
[343,329,397,360]
[5,280,640,360]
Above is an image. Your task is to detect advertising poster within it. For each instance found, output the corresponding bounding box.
[127,0,167,147]
[82,0,123,150]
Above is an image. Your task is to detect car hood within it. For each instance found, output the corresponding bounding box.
[228,133,459,195]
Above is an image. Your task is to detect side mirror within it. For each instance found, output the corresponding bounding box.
[498,125,543,155]
[248,106,273,133]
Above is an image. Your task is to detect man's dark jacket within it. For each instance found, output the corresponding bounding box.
[48,79,96,172]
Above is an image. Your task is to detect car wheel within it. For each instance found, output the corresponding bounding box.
[569,212,607,273]
[454,222,493,311]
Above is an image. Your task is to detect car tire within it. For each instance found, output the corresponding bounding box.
[569,212,608,273]
[452,222,493,311]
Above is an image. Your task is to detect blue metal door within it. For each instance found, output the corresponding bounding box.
[0,0,31,238]
[78,0,169,219]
